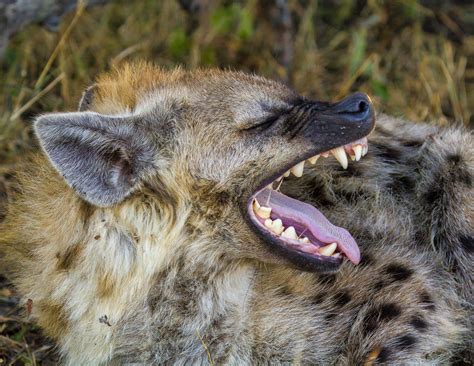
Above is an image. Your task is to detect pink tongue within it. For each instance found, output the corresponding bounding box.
[255,189,360,264]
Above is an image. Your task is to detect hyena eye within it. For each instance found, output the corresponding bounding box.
[245,112,288,132]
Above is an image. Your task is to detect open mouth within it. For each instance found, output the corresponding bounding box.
[247,138,369,268]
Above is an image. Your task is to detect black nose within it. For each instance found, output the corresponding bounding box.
[331,92,373,122]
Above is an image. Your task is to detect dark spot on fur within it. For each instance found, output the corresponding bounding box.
[341,163,363,177]
[278,286,292,297]
[420,291,436,311]
[394,334,417,350]
[310,293,324,306]
[379,303,401,320]
[373,280,385,292]
[333,290,351,307]
[390,174,416,193]
[94,235,101,240]
[410,314,428,331]
[363,316,378,335]
[376,347,391,363]
[359,254,374,267]
[459,235,474,253]
[458,170,472,187]
[318,273,336,286]
[402,140,423,148]
[325,312,336,321]
[385,263,413,282]
[447,154,461,164]
[424,186,442,205]
[372,143,403,163]
[56,244,82,271]
[363,303,401,336]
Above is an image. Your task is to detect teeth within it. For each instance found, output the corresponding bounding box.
[253,199,260,211]
[283,170,290,178]
[281,226,298,240]
[349,154,356,161]
[267,182,274,189]
[319,242,337,256]
[265,218,284,235]
[299,237,310,244]
[308,155,319,165]
[331,147,348,169]
[290,161,305,177]
[253,200,272,219]
[332,253,342,258]
[321,152,330,158]
[276,176,283,182]
[362,145,368,156]
[353,145,363,161]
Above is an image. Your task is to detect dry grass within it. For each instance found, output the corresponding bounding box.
[0,0,472,364]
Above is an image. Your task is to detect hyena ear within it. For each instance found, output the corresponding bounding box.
[35,111,156,207]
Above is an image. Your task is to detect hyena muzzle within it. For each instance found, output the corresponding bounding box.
[0,63,471,365]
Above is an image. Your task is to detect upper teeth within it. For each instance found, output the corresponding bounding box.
[331,147,348,169]
[353,145,362,161]
[290,161,305,177]
[308,155,319,164]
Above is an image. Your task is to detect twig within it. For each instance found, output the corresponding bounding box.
[34,0,87,90]
[10,73,65,121]
[196,329,214,365]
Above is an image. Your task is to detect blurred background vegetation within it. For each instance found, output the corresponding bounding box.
[0,0,473,364]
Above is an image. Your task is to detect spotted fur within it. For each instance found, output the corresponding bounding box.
[0,64,472,365]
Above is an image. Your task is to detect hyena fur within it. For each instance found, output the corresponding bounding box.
[0,63,472,365]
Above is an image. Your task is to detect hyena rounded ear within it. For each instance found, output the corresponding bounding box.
[78,84,97,111]
[35,112,156,207]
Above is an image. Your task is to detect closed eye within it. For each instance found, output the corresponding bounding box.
[243,109,291,133]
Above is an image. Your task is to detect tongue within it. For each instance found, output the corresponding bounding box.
[255,189,360,264]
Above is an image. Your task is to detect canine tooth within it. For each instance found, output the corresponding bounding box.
[331,147,348,169]
[353,145,363,161]
[319,243,337,256]
[290,161,305,177]
[308,155,319,165]
[253,199,261,211]
[281,226,298,240]
[283,170,290,177]
[256,206,272,219]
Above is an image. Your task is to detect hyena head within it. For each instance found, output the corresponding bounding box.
[35,63,374,273]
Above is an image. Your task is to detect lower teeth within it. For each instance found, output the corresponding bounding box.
[253,199,341,258]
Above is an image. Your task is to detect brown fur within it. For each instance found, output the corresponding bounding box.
[1,64,472,365]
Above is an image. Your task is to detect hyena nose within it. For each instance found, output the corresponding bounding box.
[331,92,373,123]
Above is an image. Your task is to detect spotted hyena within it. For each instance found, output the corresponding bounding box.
[0,63,472,365]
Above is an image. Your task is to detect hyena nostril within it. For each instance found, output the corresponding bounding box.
[358,100,369,113]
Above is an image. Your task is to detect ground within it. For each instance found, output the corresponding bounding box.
[0,1,472,364]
